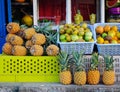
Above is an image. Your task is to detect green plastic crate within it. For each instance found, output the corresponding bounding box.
[0,55,60,82]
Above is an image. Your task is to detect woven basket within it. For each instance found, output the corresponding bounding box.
[94,23,120,56]
[57,25,96,54]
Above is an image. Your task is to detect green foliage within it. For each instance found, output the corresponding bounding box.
[34,22,52,34]
[104,55,114,71]
[90,52,99,70]
[57,51,72,71]
[72,51,85,71]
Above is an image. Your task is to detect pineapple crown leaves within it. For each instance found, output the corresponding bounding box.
[72,51,85,71]
[33,22,52,34]
[20,24,28,29]
[57,51,72,71]
[90,52,99,70]
[45,30,58,45]
[103,55,114,71]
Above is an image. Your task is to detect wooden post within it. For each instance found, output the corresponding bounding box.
[33,0,38,25]
[100,0,105,23]
[66,0,72,24]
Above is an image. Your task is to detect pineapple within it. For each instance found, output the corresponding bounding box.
[87,52,100,85]
[72,51,86,85]
[31,33,46,45]
[6,22,20,34]
[2,42,12,55]
[30,45,44,56]
[12,45,27,56]
[34,23,59,56]
[23,28,36,40]
[46,44,59,56]
[16,24,28,38]
[45,29,59,56]
[25,40,33,50]
[9,35,24,45]
[57,51,72,85]
[6,33,16,42]
[102,55,115,85]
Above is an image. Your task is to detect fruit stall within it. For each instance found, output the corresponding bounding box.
[0,0,120,92]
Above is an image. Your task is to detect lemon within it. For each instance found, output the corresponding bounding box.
[22,15,33,26]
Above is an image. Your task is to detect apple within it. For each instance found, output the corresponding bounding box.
[61,39,67,42]
[72,30,79,35]
[79,27,84,31]
[78,30,84,36]
[85,31,92,37]
[81,22,88,29]
[108,31,115,38]
[117,32,120,38]
[84,28,91,33]
[84,36,92,42]
[66,35,71,42]
[59,28,65,34]
[71,35,79,41]
[60,34,66,41]
[111,40,118,44]
[66,28,72,34]
[102,33,107,38]
[78,35,83,39]
[76,38,85,42]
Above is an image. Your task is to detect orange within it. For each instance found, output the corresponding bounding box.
[96,26,104,34]
[103,25,110,32]
[103,40,109,44]
[97,36,104,44]
[15,0,25,3]
[110,26,118,32]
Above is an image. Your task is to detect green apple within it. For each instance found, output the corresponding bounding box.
[102,33,107,38]
[85,31,92,37]
[60,34,66,41]
[61,39,67,42]
[71,35,79,41]
[84,36,92,42]
[78,35,83,39]
[111,40,118,44]
[78,30,84,36]
[66,28,72,34]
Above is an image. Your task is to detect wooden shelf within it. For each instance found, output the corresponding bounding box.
[12,2,30,6]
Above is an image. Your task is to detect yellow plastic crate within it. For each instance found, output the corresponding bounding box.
[0,55,60,82]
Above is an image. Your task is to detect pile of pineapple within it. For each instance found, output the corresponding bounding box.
[2,22,59,56]
[57,51,115,85]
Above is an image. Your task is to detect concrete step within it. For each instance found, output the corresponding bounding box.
[0,83,120,92]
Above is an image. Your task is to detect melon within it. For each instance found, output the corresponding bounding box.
[106,0,120,8]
